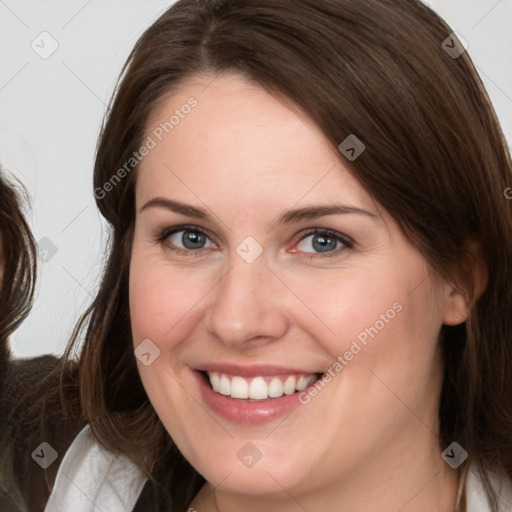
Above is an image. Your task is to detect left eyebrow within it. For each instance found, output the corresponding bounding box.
[275,204,378,225]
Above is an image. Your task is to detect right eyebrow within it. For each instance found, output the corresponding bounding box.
[140,197,208,219]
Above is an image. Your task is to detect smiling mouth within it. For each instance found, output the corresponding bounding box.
[200,371,322,401]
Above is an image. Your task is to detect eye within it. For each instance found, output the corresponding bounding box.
[159,226,216,255]
[157,226,352,258]
[291,229,353,258]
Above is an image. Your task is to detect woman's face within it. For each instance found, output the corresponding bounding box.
[129,73,463,503]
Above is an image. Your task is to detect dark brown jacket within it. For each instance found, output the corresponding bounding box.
[0,356,85,511]
[0,356,175,512]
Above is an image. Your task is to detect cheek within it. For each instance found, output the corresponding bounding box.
[129,249,210,346]
[284,263,410,350]
[290,257,443,379]
[323,268,445,430]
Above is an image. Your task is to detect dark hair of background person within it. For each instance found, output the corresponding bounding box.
[0,170,37,373]
[0,169,39,511]
[0,170,84,512]
[56,0,512,510]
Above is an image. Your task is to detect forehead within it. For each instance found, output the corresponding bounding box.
[136,73,377,217]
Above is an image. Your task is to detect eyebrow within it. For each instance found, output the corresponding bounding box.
[139,197,377,224]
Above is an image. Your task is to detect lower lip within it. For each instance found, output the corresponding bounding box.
[193,370,310,425]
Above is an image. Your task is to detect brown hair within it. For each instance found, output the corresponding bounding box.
[61,0,512,509]
[0,169,37,371]
[0,169,38,507]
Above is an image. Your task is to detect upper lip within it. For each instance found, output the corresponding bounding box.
[194,363,322,377]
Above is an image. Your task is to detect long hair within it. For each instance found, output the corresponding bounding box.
[0,169,38,509]
[61,1,512,510]
[0,169,37,371]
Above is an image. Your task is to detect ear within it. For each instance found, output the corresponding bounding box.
[442,286,471,326]
[442,244,488,326]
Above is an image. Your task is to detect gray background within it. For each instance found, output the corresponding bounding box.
[1,0,511,358]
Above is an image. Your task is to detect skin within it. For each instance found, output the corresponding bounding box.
[129,73,470,512]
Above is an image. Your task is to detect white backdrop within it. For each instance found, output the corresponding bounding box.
[1,0,511,358]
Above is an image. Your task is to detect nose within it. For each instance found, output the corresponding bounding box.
[204,249,289,348]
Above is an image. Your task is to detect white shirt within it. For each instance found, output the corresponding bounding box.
[466,461,512,511]
[45,424,512,511]
[44,424,147,512]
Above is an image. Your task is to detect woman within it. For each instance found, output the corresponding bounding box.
[3,0,512,510]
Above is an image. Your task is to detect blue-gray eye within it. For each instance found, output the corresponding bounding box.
[296,231,350,254]
[164,228,214,251]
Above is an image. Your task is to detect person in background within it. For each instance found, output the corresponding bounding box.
[0,169,84,511]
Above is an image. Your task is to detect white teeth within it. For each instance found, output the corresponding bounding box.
[209,372,220,391]
[206,372,317,400]
[268,377,283,397]
[296,375,310,390]
[283,376,296,395]
[249,377,268,399]
[231,376,249,399]
[219,374,231,396]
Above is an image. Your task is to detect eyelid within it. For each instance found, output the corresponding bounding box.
[294,228,354,247]
[290,228,354,259]
[158,224,218,254]
[159,224,211,242]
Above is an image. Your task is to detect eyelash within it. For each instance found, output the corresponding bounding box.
[156,225,354,259]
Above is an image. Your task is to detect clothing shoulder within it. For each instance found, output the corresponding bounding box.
[0,354,85,512]
[466,463,512,511]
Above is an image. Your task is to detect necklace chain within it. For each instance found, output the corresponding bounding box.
[213,488,219,512]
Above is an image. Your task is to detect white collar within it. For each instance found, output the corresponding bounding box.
[46,424,512,511]
[44,424,147,512]
[466,461,512,511]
